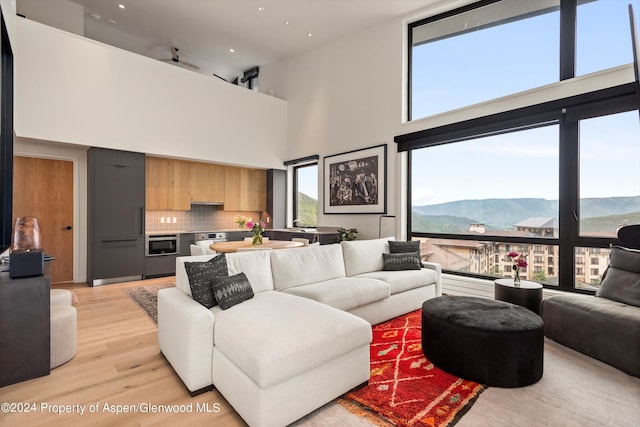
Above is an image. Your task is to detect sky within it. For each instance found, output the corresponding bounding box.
[411,0,640,206]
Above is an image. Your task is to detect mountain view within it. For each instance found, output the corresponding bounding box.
[412,196,640,234]
[296,192,318,227]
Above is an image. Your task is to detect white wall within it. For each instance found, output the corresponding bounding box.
[13,17,288,170]
[261,2,636,240]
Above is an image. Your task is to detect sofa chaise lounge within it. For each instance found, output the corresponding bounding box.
[541,229,640,378]
[158,237,442,427]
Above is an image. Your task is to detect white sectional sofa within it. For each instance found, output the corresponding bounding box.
[158,237,442,427]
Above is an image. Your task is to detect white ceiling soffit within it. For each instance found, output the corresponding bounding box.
[67,0,441,81]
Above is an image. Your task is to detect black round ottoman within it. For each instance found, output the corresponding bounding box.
[422,296,544,388]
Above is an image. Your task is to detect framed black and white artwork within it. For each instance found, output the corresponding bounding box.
[323,144,387,214]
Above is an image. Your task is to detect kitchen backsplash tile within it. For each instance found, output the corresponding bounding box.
[145,206,261,232]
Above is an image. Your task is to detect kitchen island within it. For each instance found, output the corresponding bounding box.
[265,228,341,245]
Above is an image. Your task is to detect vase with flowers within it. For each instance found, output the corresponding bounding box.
[507,251,528,286]
[246,220,266,245]
[235,215,249,230]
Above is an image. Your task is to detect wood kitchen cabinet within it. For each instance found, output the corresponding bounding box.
[146,156,191,210]
[190,162,225,203]
[224,166,242,210]
[224,167,266,211]
[147,157,265,211]
[253,169,267,212]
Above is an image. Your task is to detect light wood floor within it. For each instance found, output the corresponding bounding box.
[0,277,247,427]
[1,278,639,427]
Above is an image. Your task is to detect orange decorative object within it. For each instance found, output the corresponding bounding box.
[12,216,42,251]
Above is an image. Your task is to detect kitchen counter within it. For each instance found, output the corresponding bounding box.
[265,228,342,245]
[269,227,341,235]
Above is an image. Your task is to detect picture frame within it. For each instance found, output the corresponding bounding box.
[323,144,387,214]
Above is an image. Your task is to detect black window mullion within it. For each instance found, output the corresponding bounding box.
[558,119,580,290]
[560,0,577,80]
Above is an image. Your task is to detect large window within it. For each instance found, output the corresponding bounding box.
[403,0,640,292]
[410,0,560,120]
[411,125,559,235]
[410,0,640,120]
[579,111,640,237]
[293,163,318,227]
[577,0,640,76]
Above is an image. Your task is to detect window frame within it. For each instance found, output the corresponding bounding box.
[292,161,319,227]
[402,0,640,292]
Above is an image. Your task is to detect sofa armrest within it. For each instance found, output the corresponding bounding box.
[422,262,442,296]
[158,287,215,393]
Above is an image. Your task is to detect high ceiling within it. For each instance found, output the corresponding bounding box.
[64,0,440,81]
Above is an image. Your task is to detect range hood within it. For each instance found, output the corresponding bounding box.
[191,201,224,206]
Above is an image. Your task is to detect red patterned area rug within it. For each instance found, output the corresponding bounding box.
[338,310,485,427]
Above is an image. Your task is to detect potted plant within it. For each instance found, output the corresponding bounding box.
[337,227,358,241]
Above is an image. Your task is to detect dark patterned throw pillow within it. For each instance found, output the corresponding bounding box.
[184,254,228,308]
[388,240,424,267]
[382,252,422,271]
[211,272,255,310]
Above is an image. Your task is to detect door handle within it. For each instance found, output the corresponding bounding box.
[62,226,72,230]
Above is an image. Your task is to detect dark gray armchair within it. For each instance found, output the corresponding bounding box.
[541,225,640,377]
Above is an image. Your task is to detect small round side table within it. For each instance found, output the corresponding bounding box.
[494,279,543,315]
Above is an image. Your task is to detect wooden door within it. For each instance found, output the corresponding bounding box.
[13,157,74,284]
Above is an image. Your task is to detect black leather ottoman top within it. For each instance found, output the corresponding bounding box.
[422,296,544,387]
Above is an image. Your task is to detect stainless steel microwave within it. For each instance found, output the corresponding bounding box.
[145,234,179,256]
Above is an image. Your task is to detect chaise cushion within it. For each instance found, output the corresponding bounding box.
[213,292,372,389]
[596,246,640,307]
[341,237,395,277]
[271,244,346,291]
[281,277,390,310]
[355,268,438,295]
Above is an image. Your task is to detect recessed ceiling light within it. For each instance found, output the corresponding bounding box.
[307,32,313,37]
[229,48,235,53]
[107,19,117,25]
[284,20,290,25]
[257,6,264,12]
[118,4,125,9]
[90,13,101,20]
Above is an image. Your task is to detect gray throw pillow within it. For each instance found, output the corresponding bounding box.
[211,272,255,310]
[596,246,640,307]
[382,252,421,271]
[388,240,424,267]
[184,254,228,308]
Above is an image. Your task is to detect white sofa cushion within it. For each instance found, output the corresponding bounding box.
[281,277,390,311]
[340,236,395,277]
[226,250,274,293]
[213,291,371,389]
[355,269,438,295]
[270,244,346,291]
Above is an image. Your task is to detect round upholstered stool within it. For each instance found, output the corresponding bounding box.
[51,289,73,306]
[422,296,543,388]
[50,305,77,369]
